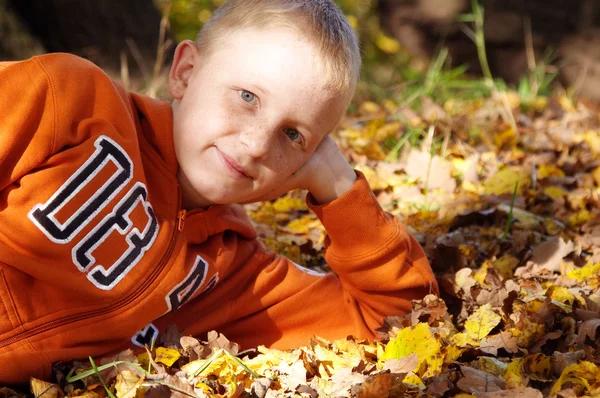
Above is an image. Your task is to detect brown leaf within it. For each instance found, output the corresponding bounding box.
[159,325,182,349]
[425,373,452,397]
[29,379,63,398]
[480,331,520,355]
[474,287,509,307]
[381,353,418,374]
[456,366,506,394]
[449,208,500,231]
[478,387,543,397]
[350,373,403,398]
[405,150,457,193]
[206,330,239,355]
[330,368,367,396]
[527,236,574,273]
[575,318,600,344]
[146,375,195,398]
[98,349,140,382]
[250,378,273,398]
[551,350,587,375]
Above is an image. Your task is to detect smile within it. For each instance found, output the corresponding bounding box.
[216,148,251,179]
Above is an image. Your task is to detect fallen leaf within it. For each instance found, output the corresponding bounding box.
[154,347,181,367]
[30,379,62,398]
[484,167,530,196]
[457,365,506,394]
[114,371,144,398]
[380,323,443,378]
[464,304,501,340]
[381,353,418,374]
[527,236,574,273]
[405,150,457,192]
[575,318,600,344]
[478,387,543,397]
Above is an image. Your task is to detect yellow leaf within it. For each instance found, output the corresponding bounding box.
[286,215,319,234]
[522,354,553,382]
[505,91,521,109]
[513,318,545,348]
[115,370,144,398]
[494,128,517,149]
[272,196,307,212]
[582,130,600,154]
[476,357,508,377]
[558,95,575,112]
[346,14,358,29]
[464,304,501,341]
[451,332,478,348]
[543,186,568,199]
[568,209,591,226]
[473,262,490,285]
[592,166,600,187]
[444,345,465,363]
[380,323,443,378]
[504,359,525,389]
[245,346,301,376]
[137,352,150,370]
[375,33,400,54]
[198,9,212,23]
[538,164,565,179]
[550,361,600,396]
[30,378,61,398]
[484,167,530,196]
[359,101,382,115]
[402,373,425,389]
[547,285,575,306]
[492,255,519,279]
[531,96,548,111]
[155,347,181,367]
[567,262,600,282]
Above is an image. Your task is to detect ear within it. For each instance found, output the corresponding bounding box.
[168,40,200,100]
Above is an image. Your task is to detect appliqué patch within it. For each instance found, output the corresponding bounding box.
[28,135,159,291]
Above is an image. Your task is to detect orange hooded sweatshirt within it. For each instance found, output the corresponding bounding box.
[0,54,438,384]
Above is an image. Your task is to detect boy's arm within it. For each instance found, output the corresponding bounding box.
[0,58,58,190]
[0,54,132,191]
[213,171,438,349]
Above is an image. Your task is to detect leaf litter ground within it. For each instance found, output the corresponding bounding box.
[3,92,600,397]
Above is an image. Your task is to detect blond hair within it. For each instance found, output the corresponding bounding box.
[195,0,361,99]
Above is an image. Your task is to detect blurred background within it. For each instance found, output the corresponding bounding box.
[1,0,600,103]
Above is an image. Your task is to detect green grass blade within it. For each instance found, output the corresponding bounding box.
[66,361,149,383]
[89,356,116,398]
[502,181,519,240]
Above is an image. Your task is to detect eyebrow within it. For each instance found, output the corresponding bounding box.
[248,83,270,97]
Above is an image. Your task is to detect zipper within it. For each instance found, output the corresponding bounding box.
[0,197,187,349]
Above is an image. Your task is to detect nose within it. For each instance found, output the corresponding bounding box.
[239,125,274,160]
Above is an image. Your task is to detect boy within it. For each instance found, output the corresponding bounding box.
[0,0,437,383]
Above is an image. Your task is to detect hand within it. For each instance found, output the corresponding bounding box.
[246,136,357,204]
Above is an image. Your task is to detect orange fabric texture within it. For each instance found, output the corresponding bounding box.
[0,54,438,384]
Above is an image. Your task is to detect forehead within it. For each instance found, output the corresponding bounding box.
[210,27,326,89]
[203,26,347,135]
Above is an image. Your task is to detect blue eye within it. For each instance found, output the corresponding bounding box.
[240,90,256,103]
[285,128,301,142]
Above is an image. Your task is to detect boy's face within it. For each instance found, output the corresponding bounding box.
[169,26,348,209]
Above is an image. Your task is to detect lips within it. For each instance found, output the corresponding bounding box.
[216,148,251,179]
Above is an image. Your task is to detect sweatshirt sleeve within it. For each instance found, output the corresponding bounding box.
[0,58,58,191]
[0,55,133,191]
[215,172,438,349]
